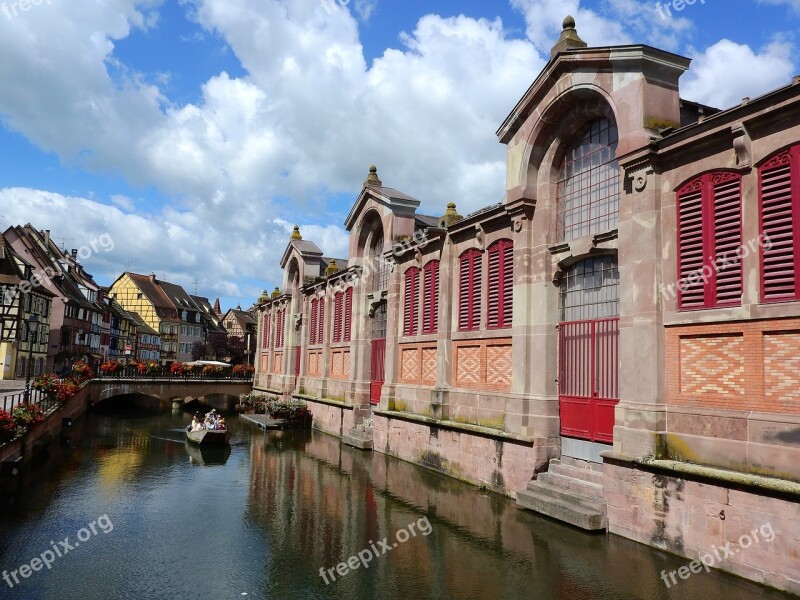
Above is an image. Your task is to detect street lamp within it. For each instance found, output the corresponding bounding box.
[23,314,39,403]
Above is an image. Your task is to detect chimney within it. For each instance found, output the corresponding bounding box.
[71,249,78,258]
[150,273,156,282]
[44,230,50,248]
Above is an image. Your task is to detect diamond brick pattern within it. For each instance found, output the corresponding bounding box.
[272,352,283,375]
[401,348,419,382]
[342,351,350,378]
[457,345,481,385]
[765,332,800,408]
[486,344,512,387]
[421,348,437,384]
[331,351,343,378]
[307,351,321,376]
[680,335,744,395]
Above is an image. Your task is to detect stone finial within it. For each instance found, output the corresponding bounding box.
[291,225,302,241]
[271,286,281,299]
[551,15,587,59]
[325,258,339,277]
[258,289,269,304]
[439,202,463,228]
[364,165,383,187]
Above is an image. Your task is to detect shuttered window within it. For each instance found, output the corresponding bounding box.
[487,240,513,328]
[318,299,325,344]
[403,267,420,336]
[333,292,343,343]
[760,146,800,302]
[458,249,482,331]
[343,287,353,342]
[422,260,440,334]
[261,313,269,349]
[274,309,285,348]
[309,299,318,344]
[677,172,742,310]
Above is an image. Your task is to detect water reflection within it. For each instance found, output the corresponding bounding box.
[0,413,795,600]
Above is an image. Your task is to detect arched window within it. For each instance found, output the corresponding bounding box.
[274,308,285,348]
[317,298,325,344]
[557,118,620,241]
[333,292,343,342]
[759,145,800,302]
[560,256,619,322]
[343,287,353,342]
[677,172,742,309]
[333,288,353,343]
[487,240,513,329]
[261,313,270,349]
[459,249,482,331]
[403,267,420,336]
[422,260,440,334]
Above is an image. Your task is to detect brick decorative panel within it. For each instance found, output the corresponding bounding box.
[398,344,437,385]
[331,349,350,380]
[486,344,512,388]
[764,331,800,409]
[666,319,800,415]
[456,345,481,385]
[272,352,283,374]
[453,339,512,392]
[421,348,437,383]
[679,335,744,395]
[307,350,322,376]
[401,347,420,381]
[260,355,269,372]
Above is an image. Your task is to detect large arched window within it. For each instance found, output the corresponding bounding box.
[557,118,620,241]
[559,256,619,322]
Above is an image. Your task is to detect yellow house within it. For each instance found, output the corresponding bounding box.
[109,272,180,364]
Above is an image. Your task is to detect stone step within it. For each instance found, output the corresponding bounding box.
[537,470,604,497]
[342,428,374,451]
[549,459,604,486]
[524,479,605,512]
[516,484,607,531]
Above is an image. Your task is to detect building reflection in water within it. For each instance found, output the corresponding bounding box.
[245,429,783,600]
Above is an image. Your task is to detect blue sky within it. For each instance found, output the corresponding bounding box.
[0,0,798,310]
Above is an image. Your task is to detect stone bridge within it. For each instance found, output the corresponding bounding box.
[85,378,253,411]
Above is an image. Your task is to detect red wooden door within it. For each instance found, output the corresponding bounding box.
[370,339,385,405]
[558,318,619,443]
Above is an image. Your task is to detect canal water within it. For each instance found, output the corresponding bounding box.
[0,409,795,600]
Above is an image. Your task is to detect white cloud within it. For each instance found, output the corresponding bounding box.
[681,39,795,108]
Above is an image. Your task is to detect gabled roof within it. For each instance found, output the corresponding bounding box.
[124,272,180,319]
[128,311,158,336]
[280,238,324,269]
[343,173,422,231]
[159,280,201,313]
[223,308,257,328]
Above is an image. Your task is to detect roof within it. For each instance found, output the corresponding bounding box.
[415,214,440,228]
[224,308,257,327]
[343,174,422,231]
[128,311,158,336]
[159,280,201,313]
[125,272,179,319]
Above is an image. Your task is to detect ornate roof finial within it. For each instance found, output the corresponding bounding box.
[271,286,281,299]
[364,165,383,187]
[325,258,339,277]
[258,289,269,305]
[439,202,463,228]
[551,15,587,59]
[291,225,302,241]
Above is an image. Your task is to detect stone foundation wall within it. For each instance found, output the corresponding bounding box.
[372,412,551,495]
[305,400,356,439]
[604,459,800,595]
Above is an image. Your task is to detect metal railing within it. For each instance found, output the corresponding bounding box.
[1,386,60,414]
[92,365,254,382]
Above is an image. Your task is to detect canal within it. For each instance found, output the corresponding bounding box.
[0,409,795,599]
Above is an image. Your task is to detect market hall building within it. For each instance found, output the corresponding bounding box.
[253,18,800,593]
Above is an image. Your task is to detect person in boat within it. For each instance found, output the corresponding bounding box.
[216,417,226,431]
[187,413,203,432]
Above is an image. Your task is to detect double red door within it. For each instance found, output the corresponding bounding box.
[370,304,387,405]
[558,318,619,443]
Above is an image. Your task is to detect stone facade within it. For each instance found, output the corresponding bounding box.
[253,18,800,592]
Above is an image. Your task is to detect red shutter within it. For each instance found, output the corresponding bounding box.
[422,260,439,334]
[713,173,742,305]
[677,178,705,309]
[760,147,800,302]
[488,240,514,329]
[318,299,325,344]
[404,267,420,336]
[333,292,343,343]
[309,299,318,344]
[459,249,481,331]
[677,173,742,309]
[343,287,353,342]
[262,313,269,349]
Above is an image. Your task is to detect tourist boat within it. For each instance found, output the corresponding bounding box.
[185,428,231,446]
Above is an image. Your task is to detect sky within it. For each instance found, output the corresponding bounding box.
[0,0,798,311]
